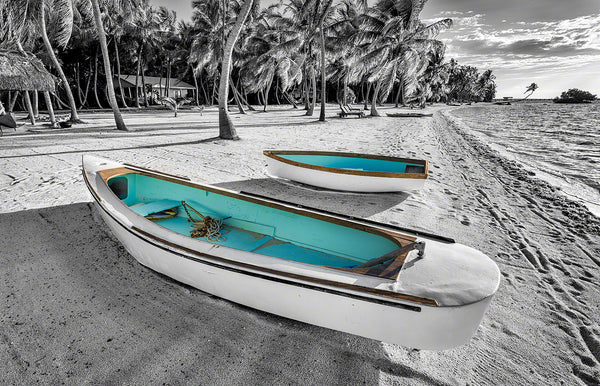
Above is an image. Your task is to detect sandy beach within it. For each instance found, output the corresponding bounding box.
[1,104,599,385]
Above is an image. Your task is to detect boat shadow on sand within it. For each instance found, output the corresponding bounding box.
[0,202,439,384]
[215,177,409,218]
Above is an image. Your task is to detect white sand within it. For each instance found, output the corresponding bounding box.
[1,104,599,384]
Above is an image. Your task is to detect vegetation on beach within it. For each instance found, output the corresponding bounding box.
[1,0,497,137]
[553,88,597,104]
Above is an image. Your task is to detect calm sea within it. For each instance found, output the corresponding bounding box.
[449,100,600,217]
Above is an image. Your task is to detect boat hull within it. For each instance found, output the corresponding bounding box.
[265,157,426,192]
[95,201,491,350]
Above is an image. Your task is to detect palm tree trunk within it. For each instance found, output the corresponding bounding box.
[141,62,148,107]
[303,72,310,110]
[23,91,35,125]
[364,81,370,110]
[93,49,103,108]
[43,91,57,127]
[135,45,142,108]
[319,20,326,122]
[280,88,298,108]
[343,76,348,106]
[218,0,254,140]
[166,59,171,98]
[274,78,281,105]
[9,91,19,112]
[91,0,128,131]
[114,38,128,108]
[306,70,316,116]
[263,74,274,112]
[192,66,200,106]
[394,80,401,107]
[81,60,92,108]
[39,4,81,123]
[76,61,83,106]
[32,91,39,119]
[370,80,382,116]
[159,66,164,98]
[199,73,209,105]
[212,78,217,105]
[229,76,245,114]
[400,80,406,106]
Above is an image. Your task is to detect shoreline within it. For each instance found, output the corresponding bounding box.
[1,104,599,384]
[445,104,600,218]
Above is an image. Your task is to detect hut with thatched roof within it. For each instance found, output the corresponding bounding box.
[0,50,57,126]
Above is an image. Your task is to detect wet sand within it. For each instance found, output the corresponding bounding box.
[1,104,599,384]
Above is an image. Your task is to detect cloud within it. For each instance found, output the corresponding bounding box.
[437,12,600,68]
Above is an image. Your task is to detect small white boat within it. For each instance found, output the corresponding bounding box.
[263,150,428,192]
[82,155,499,350]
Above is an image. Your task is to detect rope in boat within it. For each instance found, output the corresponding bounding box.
[181,201,230,242]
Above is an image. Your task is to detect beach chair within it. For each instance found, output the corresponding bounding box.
[338,104,366,118]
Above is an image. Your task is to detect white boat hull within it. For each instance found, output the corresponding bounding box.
[266,157,426,192]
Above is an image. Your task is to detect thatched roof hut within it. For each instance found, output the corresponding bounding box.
[0,51,56,92]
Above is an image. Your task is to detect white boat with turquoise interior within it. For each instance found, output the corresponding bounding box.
[263,150,428,192]
[82,155,499,350]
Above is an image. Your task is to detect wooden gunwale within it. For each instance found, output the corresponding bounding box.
[82,167,438,307]
[263,150,429,179]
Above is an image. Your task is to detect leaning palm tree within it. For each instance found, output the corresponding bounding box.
[523,82,538,100]
[218,0,255,139]
[90,0,128,130]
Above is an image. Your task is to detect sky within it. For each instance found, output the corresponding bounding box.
[151,0,600,99]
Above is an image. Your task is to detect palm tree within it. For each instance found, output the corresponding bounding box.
[523,83,538,99]
[190,0,231,105]
[219,0,255,139]
[126,5,161,108]
[266,0,334,117]
[416,42,449,103]
[353,0,452,116]
[4,0,83,122]
[90,0,127,130]
[475,69,496,102]
[103,9,137,109]
[326,0,367,106]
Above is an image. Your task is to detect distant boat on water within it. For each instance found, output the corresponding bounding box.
[494,97,512,105]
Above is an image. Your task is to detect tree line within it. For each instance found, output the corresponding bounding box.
[1,0,497,137]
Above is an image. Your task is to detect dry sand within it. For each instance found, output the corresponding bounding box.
[1,104,599,385]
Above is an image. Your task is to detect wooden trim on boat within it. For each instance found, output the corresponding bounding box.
[97,166,417,248]
[263,150,429,179]
[83,164,439,307]
[123,163,192,181]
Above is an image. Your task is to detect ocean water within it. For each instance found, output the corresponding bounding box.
[449,100,600,217]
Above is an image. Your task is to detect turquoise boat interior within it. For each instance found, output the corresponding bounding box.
[277,154,425,174]
[107,173,401,269]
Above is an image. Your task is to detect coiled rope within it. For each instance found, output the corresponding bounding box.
[181,201,229,242]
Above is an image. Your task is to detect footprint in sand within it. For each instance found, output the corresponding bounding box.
[570,280,585,292]
[460,215,471,226]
